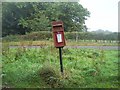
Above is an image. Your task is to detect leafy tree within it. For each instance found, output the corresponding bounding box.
[2,2,90,36]
[19,2,90,32]
[2,2,36,36]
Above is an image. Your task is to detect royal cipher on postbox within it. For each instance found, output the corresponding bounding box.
[52,21,66,48]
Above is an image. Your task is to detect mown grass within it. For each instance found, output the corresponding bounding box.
[2,46,119,88]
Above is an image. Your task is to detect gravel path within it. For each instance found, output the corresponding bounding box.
[65,46,119,50]
[9,46,119,50]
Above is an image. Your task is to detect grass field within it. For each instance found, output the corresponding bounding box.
[2,46,119,88]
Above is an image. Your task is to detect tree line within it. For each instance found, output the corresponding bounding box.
[2,2,90,37]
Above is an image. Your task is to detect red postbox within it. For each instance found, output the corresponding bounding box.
[52,21,66,48]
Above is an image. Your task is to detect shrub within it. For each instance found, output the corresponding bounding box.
[22,31,52,41]
[2,31,52,42]
[2,31,119,42]
[2,35,21,42]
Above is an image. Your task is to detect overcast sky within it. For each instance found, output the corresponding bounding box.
[1,0,119,32]
[80,0,119,32]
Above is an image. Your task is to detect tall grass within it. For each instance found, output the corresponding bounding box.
[2,47,118,88]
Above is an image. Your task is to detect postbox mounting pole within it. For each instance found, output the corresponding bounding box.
[59,47,63,74]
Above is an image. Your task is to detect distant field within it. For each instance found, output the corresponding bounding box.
[2,47,119,88]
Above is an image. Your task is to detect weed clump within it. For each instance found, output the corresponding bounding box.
[39,63,62,88]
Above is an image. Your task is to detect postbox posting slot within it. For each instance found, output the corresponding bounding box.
[52,26,63,32]
[52,24,62,27]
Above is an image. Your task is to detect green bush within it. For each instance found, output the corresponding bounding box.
[2,31,52,42]
[23,31,52,41]
[2,31,119,42]
[2,35,21,42]
[2,32,86,41]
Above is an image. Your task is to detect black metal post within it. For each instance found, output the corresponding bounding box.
[59,47,63,74]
